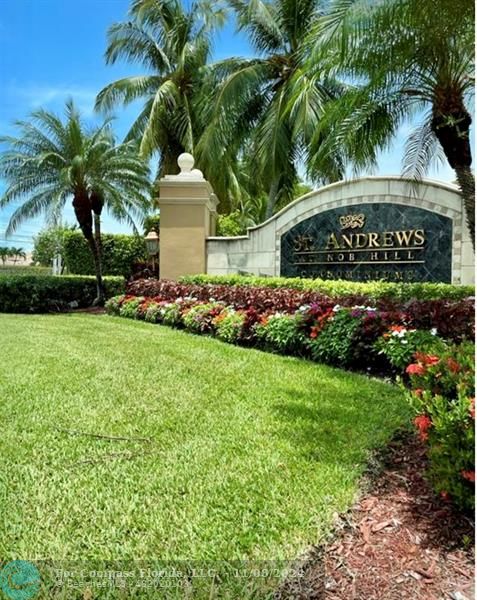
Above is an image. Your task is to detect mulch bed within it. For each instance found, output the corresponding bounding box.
[71,306,106,315]
[279,433,474,599]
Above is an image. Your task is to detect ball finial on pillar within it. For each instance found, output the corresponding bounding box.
[177,153,194,173]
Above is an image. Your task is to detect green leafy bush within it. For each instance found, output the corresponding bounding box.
[216,211,246,236]
[308,308,362,367]
[0,275,124,313]
[404,343,475,510]
[144,302,164,323]
[32,227,71,267]
[62,231,147,277]
[180,274,474,301]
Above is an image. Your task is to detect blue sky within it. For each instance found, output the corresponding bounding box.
[0,0,457,250]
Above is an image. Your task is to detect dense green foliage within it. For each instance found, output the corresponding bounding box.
[199,0,345,218]
[62,230,146,277]
[179,274,474,301]
[309,0,475,242]
[1,313,408,581]
[0,265,51,276]
[96,0,227,174]
[0,274,124,312]
[215,211,247,236]
[32,227,68,267]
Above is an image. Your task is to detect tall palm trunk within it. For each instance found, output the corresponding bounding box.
[432,93,475,249]
[265,178,280,220]
[454,165,475,249]
[72,190,105,305]
[91,191,105,297]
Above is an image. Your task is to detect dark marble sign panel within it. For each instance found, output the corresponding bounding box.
[280,203,452,282]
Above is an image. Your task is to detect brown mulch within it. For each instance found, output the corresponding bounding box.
[279,433,474,599]
[71,306,106,315]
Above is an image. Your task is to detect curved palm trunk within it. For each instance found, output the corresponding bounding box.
[72,191,105,305]
[432,96,475,249]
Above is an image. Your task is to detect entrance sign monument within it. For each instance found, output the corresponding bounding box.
[158,155,474,285]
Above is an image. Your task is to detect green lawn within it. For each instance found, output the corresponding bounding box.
[0,314,409,594]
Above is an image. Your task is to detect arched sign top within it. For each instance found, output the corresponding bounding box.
[204,177,472,285]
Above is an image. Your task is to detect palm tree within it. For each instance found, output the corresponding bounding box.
[10,247,26,265]
[95,0,227,176]
[197,0,345,219]
[0,100,151,303]
[0,247,10,265]
[306,0,475,246]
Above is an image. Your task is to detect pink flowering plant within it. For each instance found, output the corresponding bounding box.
[404,342,475,511]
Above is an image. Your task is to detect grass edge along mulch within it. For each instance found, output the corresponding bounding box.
[277,431,475,600]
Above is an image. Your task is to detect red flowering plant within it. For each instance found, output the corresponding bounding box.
[405,342,475,511]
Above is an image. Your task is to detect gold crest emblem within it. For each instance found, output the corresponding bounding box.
[339,214,366,230]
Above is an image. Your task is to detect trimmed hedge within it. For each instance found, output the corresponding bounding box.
[127,279,474,341]
[179,274,474,301]
[0,275,124,313]
[62,231,147,277]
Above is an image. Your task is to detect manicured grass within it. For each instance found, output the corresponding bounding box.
[0,314,409,590]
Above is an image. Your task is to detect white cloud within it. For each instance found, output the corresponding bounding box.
[6,83,99,117]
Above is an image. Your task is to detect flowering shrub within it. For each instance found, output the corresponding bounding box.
[161,300,187,327]
[254,312,304,354]
[144,300,165,323]
[375,327,447,372]
[404,343,475,510]
[105,294,125,315]
[127,279,474,340]
[182,302,225,334]
[213,309,246,343]
[118,296,144,318]
[308,307,363,368]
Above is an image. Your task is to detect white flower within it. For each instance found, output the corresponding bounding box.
[430,328,437,336]
[332,305,341,312]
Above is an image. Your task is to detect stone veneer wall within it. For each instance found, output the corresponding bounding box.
[205,177,474,285]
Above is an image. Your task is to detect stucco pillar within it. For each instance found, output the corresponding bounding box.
[158,153,218,280]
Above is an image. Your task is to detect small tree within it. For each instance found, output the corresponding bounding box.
[0,101,151,304]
